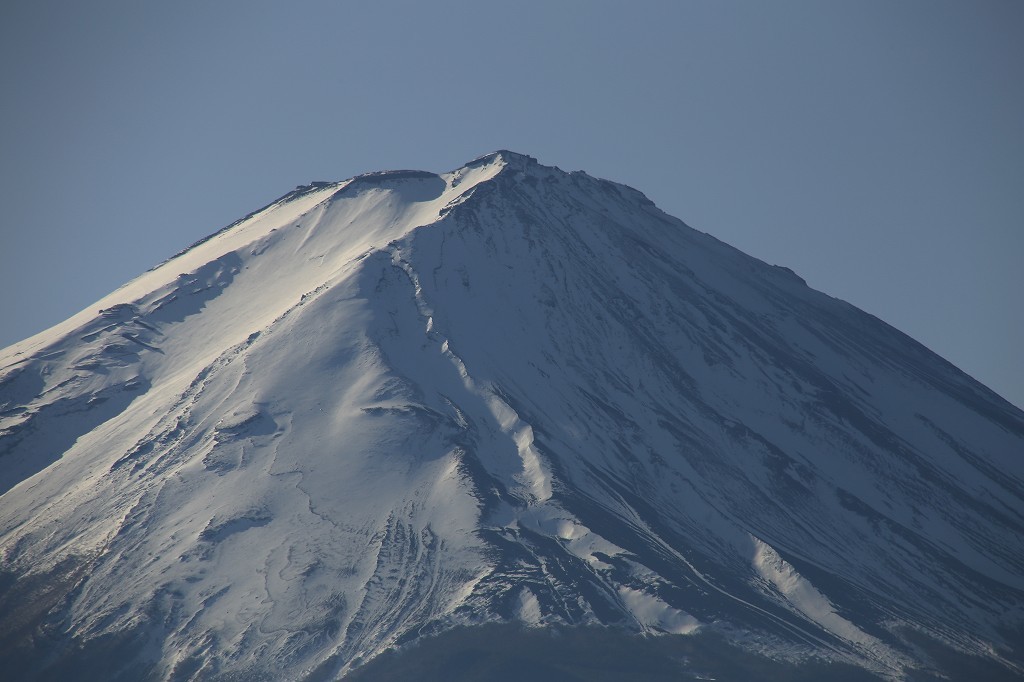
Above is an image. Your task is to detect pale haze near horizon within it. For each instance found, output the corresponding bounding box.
[1,1,1021,409]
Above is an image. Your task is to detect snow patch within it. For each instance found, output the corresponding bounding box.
[617,586,700,635]
[516,587,542,626]
[750,535,908,671]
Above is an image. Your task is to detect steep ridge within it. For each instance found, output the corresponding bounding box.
[1,152,1022,680]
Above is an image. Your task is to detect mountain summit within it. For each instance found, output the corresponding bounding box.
[1,152,1022,680]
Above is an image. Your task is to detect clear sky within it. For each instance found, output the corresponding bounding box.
[1,1,1021,409]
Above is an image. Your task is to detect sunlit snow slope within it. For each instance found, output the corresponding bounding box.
[1,152,1022,681]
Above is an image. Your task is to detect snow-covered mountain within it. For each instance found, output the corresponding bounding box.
[1,151,1021,681]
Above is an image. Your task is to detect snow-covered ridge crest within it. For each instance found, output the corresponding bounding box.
[749,535,911,676]
[0,152,511,365]
[1,151,1023,681]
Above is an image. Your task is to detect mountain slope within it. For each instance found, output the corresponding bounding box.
[1,151,1022,680]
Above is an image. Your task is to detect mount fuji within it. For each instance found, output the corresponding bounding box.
[1,151,1021,680]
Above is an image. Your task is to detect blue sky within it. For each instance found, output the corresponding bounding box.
[1,1,1021,408]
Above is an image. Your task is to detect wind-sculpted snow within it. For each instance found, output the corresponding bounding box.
[1,151,1022,680]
